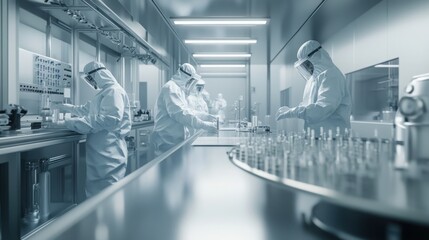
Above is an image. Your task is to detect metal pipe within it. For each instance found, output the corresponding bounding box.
[96,32,101,62]
[46,16,52,57]
[150,0,195,65]
[72,29,80,105]
[81,0,169,67]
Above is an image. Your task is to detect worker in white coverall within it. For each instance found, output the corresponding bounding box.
[55,61,131,197]
[151,63,217,153]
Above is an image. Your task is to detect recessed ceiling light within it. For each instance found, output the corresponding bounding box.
[374,64,399,68]
[172,18,268,26]
[193,53,251,58]
[185,39,257,44]
[200,72,247,76]
[200,64,246,68]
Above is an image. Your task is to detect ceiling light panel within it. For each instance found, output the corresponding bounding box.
[374,64,399,68]
[200,64,246,68]
[193,53,251,58]
[200,72,247,76]
[185,39,257,44]
[172,18,269,26]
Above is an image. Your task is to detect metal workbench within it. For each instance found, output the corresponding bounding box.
[0,128,85,240]
[0,121,154,240]
[25,131,429,240]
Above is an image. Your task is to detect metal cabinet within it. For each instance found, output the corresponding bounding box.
[125,125,153,176]
[0,131,85,240]
[125,130,137,175]
[20,143,76,239]
[136,126,153,167]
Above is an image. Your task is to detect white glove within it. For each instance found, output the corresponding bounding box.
[275,106,291,121]
[47,120,66,129]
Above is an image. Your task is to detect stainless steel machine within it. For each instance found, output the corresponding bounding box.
[395,73,429,169]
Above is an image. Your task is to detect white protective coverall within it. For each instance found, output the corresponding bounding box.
[212,93,227,123]
[58,61,131,197]
[276,40,351,134]
[187,79,209,113]
[151,63,217,152]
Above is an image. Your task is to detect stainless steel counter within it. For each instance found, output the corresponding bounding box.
[0,122,152,240]
[25,131,429,240]
[0,121,153,155]
[0,128,84,155]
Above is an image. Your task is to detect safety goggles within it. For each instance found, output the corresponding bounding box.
[196,84,204,93]
[180,66,201,93]
[82,67,106,89]
[294,46,321,81]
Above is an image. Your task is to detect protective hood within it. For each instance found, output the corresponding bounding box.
[295,40,334,80]
[201,90,211,103]
[83,61,118,89]
[195,79,205,93]
[171,63,201,94]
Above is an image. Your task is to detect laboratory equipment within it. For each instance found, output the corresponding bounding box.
[251,115,258,127]
[0,104,28,130]
[18,49,72,119]
[229,126,393,181]
[238,96,243,128]
[395,73,429,168]
[39,158,50,219]
[346,58,399,122]
[40,91,52,122]
[0,114,9,133]
[23,159,40,224]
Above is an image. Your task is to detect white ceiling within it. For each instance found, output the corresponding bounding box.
[151,0,323,65]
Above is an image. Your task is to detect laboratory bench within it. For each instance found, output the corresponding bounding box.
[25,130,429,240]
[0,120,154,240]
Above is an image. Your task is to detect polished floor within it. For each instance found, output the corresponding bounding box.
[35,145,337,239]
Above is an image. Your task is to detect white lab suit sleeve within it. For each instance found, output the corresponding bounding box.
[164,88,212,130]
[59,103,90,117]
[69,102,91,117]
[292,70,343,123]
[191,109,215,121]
[64,88,124,134]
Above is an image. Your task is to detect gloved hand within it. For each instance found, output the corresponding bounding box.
[275,106,291,121]
[47,120,66,129]
[203,121,218,133]
[194,111,217,122]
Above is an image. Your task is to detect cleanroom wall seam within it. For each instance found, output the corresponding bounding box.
[150,0,197,65]
[269,0,326,64]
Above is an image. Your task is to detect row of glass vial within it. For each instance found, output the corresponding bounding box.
[236,127,395,176]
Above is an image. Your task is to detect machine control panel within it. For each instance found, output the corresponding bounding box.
[19,49,72,115]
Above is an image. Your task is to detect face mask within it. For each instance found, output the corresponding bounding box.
[82,67,106,89]
[185,78,197,94]
[196,85,204,93]
[83,74,98,89]
[294,59,314,81]
[294,46,321,81]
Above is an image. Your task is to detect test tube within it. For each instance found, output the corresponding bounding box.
[252,115,258,127]
[52,109,59,123]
